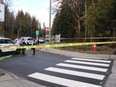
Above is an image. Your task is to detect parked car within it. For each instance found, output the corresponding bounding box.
[23,37,34,45]
[14,37,34,45]
[0,37,19,55]
[39,37,45,43]
[14,37,22,45]
[45,35,49,42]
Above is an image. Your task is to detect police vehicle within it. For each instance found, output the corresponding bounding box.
[0,37,18,55]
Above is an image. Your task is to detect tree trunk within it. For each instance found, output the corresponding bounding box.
[0,22,4,36]
[85,0,88,41]
[78,19,81,38]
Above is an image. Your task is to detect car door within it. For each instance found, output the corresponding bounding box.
[0,39,16,52]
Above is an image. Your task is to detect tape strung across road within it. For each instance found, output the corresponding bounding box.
[0,41,116,50]
[61,37,116,40]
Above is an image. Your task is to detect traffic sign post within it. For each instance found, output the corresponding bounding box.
[36,30,39,36]
[36,30,39,43]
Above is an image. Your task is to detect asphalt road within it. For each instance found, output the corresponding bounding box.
[0,50,69,86]
[0,50,112,87]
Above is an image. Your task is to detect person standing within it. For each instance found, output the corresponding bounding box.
[31,39,36,55]
[20,38,26,55]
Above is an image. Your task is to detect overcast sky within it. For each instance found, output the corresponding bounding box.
[11,0,56,27]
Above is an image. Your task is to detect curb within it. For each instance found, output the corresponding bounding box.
[0,55,13,76]
[0,55,12,61]
[0,70,5,76]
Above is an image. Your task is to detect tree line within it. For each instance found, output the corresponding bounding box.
[0,0,116,41]
[0,0,40,39]
[52,0,116,40]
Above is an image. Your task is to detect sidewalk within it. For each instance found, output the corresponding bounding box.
[39,48,116,60]
[0,69,46,87]
[0,48,116,87]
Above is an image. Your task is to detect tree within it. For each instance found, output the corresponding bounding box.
[15,10,39,38]
[0,0,40,39]
[83,0,116,38]
[111,0,116,38]
[7,12,15,38]
[0,0,14,38]
[15,10,25,37]
[93,0,116,37]
[31,16,39,38]
[64,0,83,38]
[52,0,86,38]
[82,0,97,39]
[23,12,32,36]
[52,0,76,38]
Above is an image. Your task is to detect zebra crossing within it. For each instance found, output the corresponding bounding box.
[28,58,113,87]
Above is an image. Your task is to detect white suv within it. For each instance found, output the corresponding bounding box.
[0,37,18,55]
[23,37,34,45]
[14,37,34,45]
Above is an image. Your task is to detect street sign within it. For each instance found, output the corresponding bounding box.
[0,4,5,22]
[36,30,39,36]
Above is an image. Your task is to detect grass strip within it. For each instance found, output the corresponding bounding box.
[0,55,12,61]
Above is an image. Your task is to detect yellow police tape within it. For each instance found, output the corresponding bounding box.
[60,37,116,40]
[47,37,116,40]
[0,41,116,50]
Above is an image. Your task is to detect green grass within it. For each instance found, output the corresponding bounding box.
[0,55,12,61]
[58,45,115,54]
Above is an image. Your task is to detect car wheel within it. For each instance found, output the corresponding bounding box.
[15,49,21,54]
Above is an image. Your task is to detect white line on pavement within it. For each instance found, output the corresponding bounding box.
[56,63,107,72]
[65,60,109,67]
[28,72,102,87]
[72,58,111,63]
[45,67,105,80]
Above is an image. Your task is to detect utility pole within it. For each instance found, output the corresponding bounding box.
[49,0,52,42]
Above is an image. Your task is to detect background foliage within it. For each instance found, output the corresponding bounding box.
[52,0,116,40]
[0,0,116,41]
[0,0,39,39]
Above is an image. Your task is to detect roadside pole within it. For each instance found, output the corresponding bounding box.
[49,0,52,42]
[45,28,47,51]
[36,30,39,44]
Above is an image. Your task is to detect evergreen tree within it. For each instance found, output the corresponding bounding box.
[52,2,76,38]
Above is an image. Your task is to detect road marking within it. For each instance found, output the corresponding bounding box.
[45,67,105,80]
[28,72,102,87]
[56,63,107,72]
[28,58,112,87]
[72,58,111,63]
[65,60,109,67]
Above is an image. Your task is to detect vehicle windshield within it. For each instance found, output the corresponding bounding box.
[0,39,14,44]
[27,38,34,40]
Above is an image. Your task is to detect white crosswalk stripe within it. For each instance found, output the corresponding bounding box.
[56,63,107,72]
[65,60,109,67]
[45,67,105,80]
[72,58,111,63]
[28,72,102,87]
[28,58,112,87]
